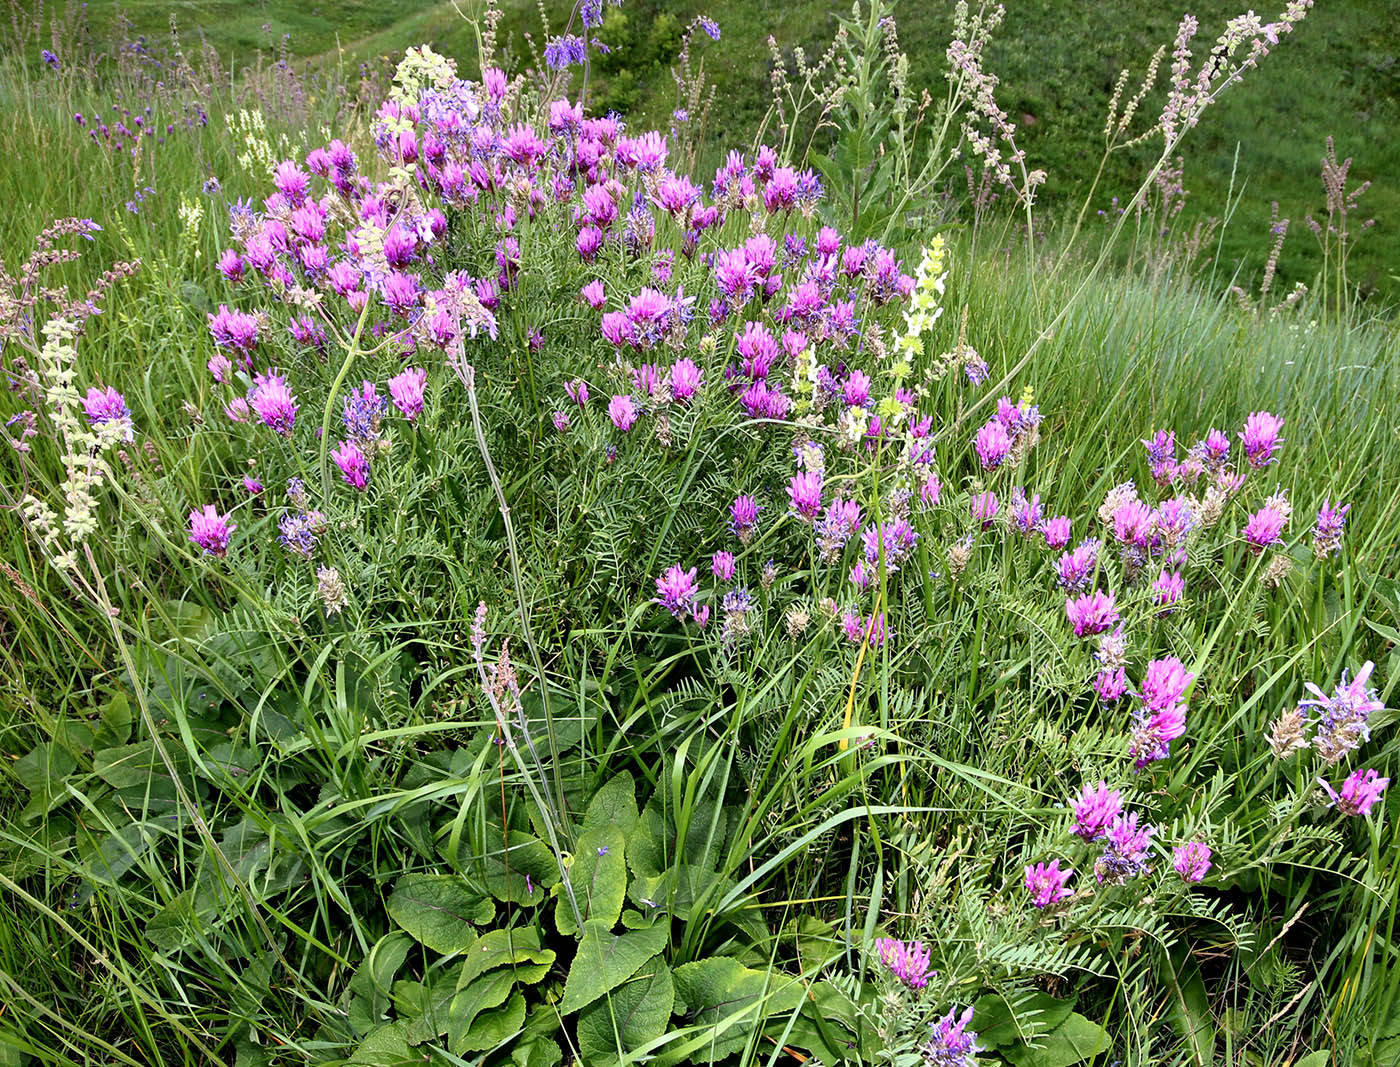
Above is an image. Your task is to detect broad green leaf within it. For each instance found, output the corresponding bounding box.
[347,1021,421,1065]
[556,823,627,936]
[479,824,562,904]
[93,742,185,791]
[446,968,517,1051]
[458,990,527,1053]
[147,889,217,953]
[585,772,639,837]
[510,1037,563,1067]
[626,804,670,880]
[387,874,492,954]
[14,742,76,794]
[560,919,670,1015]
[96,691,133,747]
[347,932,415,1034]
[576,955,674,1066]
[1003,1012,1111,1067]
[396,964,464,1045]
[667,957,806,1063]
[974,991,1078,1048]
[456,927,555,989]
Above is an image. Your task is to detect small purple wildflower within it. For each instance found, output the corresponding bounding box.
[332,440,370,490]
[388,366,427,421]
[653,564,700,619]
[788,471,824,520]
[729,495,763,542]
[189,505,236,557]
[1071,781,1123,841]
[974,418,1011,469]
[920,1006,982,1067]
[1240,411,1284,468]
[1243,504,1287,553]
[1066,589,1119,637]
[609,394,638,431]
[874,937,931,990]
[1173,841,1212,883]
[249,373,299,436]
[1025,860,1074,908]
[1320,768,1389,816]
[1313,499,1349,559]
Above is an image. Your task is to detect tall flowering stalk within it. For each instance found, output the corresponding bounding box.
[20,319,127,571]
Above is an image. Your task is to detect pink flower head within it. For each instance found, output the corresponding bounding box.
[711,551,735,582]
[1153,569,1185,610]
[843,369,872,408]
[1066,589,1120,637]
[923,1006,983,1066]
[1112,498,1154,547]
[670,357,703,403]
[1321,768,1389,816]
[388,366,427,421]
[974,418,1012,469]
[874,937,931,990]
[1173,841,1212,883]
[653,564,699,619]
[608,394,638,432]
[1139,657,1194,712]
[552,410,571,432]
[1071,781,1123,840]
[249,373,299,436]
[1313,499,1350,559]
[580,279,605,308]
[1239,410,1284,468]
[82,386,132,430]
[332,440,370,490]
[787,471,824,520]
[207,353,233,384]
[920,473,942,508]
[1095,811,1156,882]
[1131,704,1187,768]
[208,304,259,353]
[971,491,999,528]
[565,379,590,407]
[188,504,236,557]
[1094,668,1128,703]
[1042,516,1071,549]
[1243,504,1287,553]
[729,495,762,540]
[1025,859,1074,908]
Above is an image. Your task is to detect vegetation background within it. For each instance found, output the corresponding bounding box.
[7,0,1398,306]
[0,1,1398,1065]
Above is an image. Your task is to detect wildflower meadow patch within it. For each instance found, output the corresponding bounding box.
[0,3,1398,1066]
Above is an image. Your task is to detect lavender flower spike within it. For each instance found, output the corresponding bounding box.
[1025,859,1074,908]
[874,937,931,990]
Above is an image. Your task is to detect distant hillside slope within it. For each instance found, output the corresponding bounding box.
[12,0,1397,303]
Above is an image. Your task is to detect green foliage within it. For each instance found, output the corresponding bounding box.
[0,7,1397,1067]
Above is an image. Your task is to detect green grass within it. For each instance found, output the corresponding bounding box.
[10,0,1395,306]
[0,11,1398,1067]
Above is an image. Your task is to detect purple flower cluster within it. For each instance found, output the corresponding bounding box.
[1321,769,1389,816]
[1129,657,1193,768]
[874,937,931,990]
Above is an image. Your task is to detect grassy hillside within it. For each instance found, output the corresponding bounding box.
[11,0,1397,306]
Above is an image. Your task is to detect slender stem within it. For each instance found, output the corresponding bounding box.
[318,294,374,501]
[459,362,573,843]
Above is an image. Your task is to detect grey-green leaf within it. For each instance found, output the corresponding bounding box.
[560,919,670,1016]
[556,823,627,936]
[387,874,492,954]
[576,955,674,1067]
